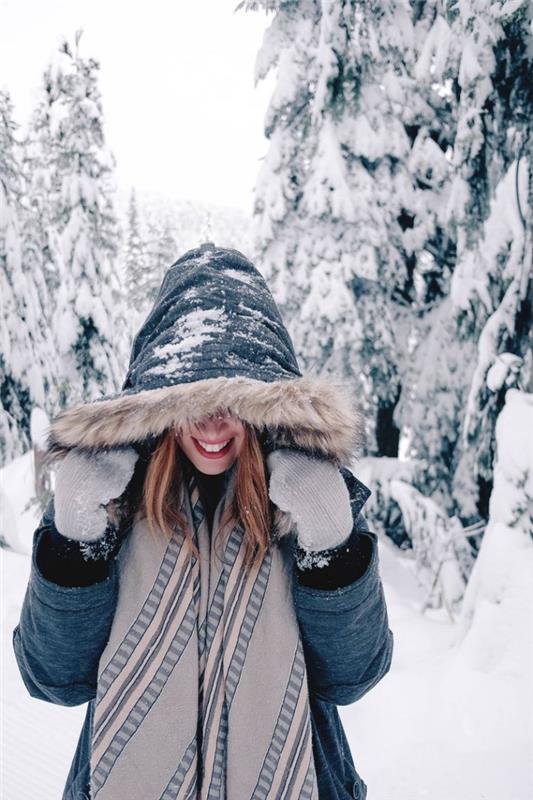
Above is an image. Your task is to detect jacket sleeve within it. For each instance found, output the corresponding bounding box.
[293,471,394,706]
[12,505,119,707]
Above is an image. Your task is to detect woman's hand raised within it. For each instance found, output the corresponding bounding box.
[266,449,353,551]
[53,446,139,542]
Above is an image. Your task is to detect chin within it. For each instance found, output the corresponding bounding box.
[182,441,241,476]
[194,460,233,476]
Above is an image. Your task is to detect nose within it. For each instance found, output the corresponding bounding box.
[195,412,232,437]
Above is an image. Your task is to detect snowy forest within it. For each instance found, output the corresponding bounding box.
[1,2,532,799]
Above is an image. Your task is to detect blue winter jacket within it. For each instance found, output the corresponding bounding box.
[12,474,393,800]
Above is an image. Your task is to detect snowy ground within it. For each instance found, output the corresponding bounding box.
[1,453,532,799]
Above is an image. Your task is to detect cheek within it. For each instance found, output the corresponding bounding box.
[233,431,246,457]
[178,435,195,455]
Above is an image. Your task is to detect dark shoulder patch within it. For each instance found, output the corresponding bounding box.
[339,467,371,518]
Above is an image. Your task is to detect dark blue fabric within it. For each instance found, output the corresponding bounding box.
[118,243,302,397]
[12,471,393,800]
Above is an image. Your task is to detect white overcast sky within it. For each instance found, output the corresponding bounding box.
[0,0,273,211]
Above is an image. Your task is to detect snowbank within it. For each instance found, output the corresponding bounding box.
[0,450,41,554]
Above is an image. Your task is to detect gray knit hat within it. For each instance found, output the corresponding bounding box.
[47,244,365,462]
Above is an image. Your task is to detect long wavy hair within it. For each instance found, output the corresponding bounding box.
[136,422,273,570]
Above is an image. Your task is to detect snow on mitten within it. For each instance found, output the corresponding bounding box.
[53,446,139,542]
[266,449,353,551]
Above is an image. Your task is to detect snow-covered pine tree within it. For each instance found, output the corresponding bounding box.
[348,0,531,583]
[0,91,55,465]
[433,0,533,658]
[392,1,468,515]
[21,65,64,300]
[19,71,64,416]
[45,32,126,405]
[384,0,531,540]
[404,0,457,298]
[243,0,424,458]
[144,215,177,301]
[124,188,151,332]
[444,0,532,522]
[245,0,531,605]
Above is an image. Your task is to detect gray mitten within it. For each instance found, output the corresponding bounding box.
[53,446,139,542]
[266,449,353,551]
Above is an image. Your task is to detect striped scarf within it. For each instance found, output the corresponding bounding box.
[89,466,318,799]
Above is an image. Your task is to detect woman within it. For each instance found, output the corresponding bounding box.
[13,243,393,800]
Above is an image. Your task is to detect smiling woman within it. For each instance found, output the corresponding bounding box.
[13,244,392,800]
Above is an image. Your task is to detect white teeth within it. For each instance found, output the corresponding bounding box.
[197,439,230,453]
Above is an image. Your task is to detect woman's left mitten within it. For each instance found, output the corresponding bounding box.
[53,446,139,542]
[266,449,353,551]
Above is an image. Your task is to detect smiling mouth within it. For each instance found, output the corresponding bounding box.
[192,438,234,459]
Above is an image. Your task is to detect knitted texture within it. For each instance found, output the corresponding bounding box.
[267,449,354,551]
[53,447,139,541]
[124,243,301,390]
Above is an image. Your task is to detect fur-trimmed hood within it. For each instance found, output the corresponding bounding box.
[46,244,366,464]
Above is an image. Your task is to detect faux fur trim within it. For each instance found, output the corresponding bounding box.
[46,375,367,464]
[272,507,297,540]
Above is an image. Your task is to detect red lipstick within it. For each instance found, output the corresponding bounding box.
[191,437,234,459]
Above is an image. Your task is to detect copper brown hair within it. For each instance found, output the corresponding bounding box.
[141,422,273,570]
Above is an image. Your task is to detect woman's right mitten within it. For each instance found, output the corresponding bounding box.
[53,446,139,542]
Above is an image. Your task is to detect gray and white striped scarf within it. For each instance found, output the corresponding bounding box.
[89,466,318,799]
